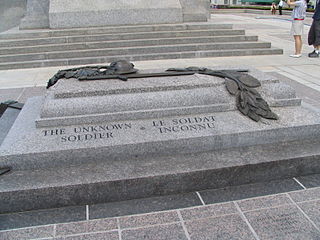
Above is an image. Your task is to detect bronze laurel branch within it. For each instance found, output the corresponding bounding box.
[166,67,278,122]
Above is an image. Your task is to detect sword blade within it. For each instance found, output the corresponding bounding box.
[78,71,195,81]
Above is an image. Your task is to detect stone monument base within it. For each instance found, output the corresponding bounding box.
[19,0,49,29]
[49,0,183,28]
[0,66,320,213]
[1,135,319,213]
[20,0,210,29]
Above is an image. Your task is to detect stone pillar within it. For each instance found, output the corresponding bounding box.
[0,0,27,32]
[49,0,184,29]
[20,0,210,29]
[179,0,210,22]
[20,0,49,29]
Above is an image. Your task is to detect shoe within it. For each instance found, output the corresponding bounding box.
[289,54,302,58]
[308,50,319,58]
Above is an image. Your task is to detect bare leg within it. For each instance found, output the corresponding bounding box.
[294,35,302,55]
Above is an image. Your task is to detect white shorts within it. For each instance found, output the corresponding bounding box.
[291,20,304,35]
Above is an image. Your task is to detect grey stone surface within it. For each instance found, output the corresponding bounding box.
[0,19,282,70]
[1,36,259,56]
[269,72,320,109]
[20,0,49,29]
[1,68,316,171]
[0,69,320,213]
[17,0,209,29]
[0,41,273,64]
[0,205,86,231]
[55,231,119,240]
[245,205,320,239]
[0,0,26,33]
[296,174,320,188]
[0,48,283,71]
[1,138,319,213]
[0,88,24,102]
[0,28,243,48]
[49,0,183,28]
[37,71,299,127]
[119,211,179,229]
[89,193,201,219]
[17,86,46,103]
[56,218,117,237]
[121,223,188,240]
[3,101,320,171]
[238,194,292,212]
[179,202,237,221]
[0,225,54,240]
[298,200,320,229]
[0,108,20,145]
[199,179,303,205]
[184,214,256,240]
[0,23,233,39]
[12,36,263,56]
[179,0,210,22]
[289,188,320,203]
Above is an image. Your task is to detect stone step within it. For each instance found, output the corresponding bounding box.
[0,29,246,48]
[0,23,233,40]
[0,35,258,55]
[0,48,283,70]
[0,138,319,213]
[0,42,271,63]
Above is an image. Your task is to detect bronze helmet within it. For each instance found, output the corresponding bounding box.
[109,60,138,74]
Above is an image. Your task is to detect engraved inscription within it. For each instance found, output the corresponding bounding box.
[152,116,215,134]
[42,123,132,143]
[41,115,216,144]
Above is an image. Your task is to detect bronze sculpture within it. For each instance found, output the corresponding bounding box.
[47,60,278,122]
[166,67,278,122]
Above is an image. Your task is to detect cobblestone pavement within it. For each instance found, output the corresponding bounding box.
[0,12,320,240]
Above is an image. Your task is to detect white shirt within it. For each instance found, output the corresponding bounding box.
[291,0,307,19]
[279,0,284,7]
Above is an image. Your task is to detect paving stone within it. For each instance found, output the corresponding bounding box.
[199,179,302,204]
[121,223,187,240]
[119,211,179,229]
[238,194,292,212]
[179,202,237,221]
[289,187,320,203]
[17,86,46,103]
[245,205,320,240]
[89,192,202,219]
[184,213,256,240]
[0,107,20,145]
[54,231,119,240]
[296,174,320,189]
[0,205,86,231]
[0,88,23,102]
[0,225,54,240]
[56,218,118,237]
[298,200,320,229]
[269,72,320,107]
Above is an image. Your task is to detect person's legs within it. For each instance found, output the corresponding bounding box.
[294,35,302,55]
[308,20,320,57]
[309,45,320,57]
[290,20,303,57]
[290,35,302,57]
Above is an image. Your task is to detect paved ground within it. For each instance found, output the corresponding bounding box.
[0,176,320,240]
[0,12,320,239]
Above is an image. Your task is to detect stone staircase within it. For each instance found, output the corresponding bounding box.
[0,22,283,70]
